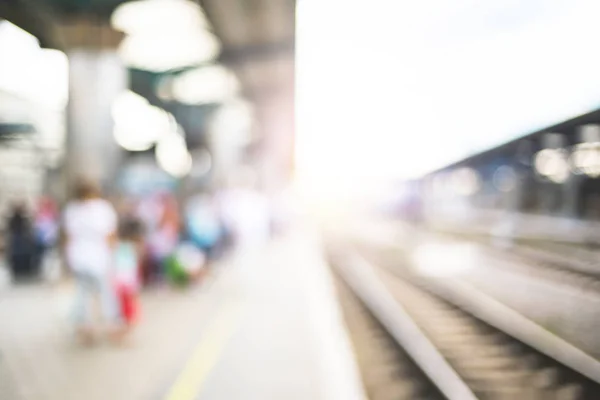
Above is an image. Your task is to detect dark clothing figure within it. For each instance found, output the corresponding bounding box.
[7,206,36,278]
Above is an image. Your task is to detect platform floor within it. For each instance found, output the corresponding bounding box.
[0,230,365,400]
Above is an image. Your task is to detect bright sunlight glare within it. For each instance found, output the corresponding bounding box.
[295,0,600,202]
[412,243,478,277]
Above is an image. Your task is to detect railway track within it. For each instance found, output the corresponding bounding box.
[508,239,600,275]
[335,278,445,400]
[331,243,600,400]
[468,237,600,294]
[411,217,600,279]
[393,223,600,294]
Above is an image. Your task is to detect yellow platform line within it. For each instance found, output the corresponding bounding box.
[164,300,244,400]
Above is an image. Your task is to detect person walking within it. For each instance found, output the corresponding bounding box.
[62,179,122,344]
[113,217,144,333]
[7,201,36,279]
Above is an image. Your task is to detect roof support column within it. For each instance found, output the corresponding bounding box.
[562,173,582,218]
[254,90,294,194]
[59,19,126,192]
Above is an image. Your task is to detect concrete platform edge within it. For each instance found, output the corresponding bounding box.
[301,228,368,400]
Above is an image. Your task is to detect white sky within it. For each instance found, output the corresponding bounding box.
[296,0,600,184]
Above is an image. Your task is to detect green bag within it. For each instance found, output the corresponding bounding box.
[164,254,189,286]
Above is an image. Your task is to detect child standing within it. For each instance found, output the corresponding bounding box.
[114,219,143,332]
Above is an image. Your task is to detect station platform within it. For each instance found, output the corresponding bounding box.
[0,229,366,400]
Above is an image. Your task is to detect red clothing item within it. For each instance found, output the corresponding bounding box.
[116,284,139,325]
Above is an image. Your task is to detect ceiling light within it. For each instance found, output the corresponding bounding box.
[172,65,240,104]
[118,30,220,72]
[111,0,209,36]
[571,142,600,178]
[155,132,192,177]
[112,90,173,151]
[534,148,569,183]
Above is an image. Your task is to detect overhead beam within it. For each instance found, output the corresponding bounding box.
[0,0,61,49]
[219,39,294,66]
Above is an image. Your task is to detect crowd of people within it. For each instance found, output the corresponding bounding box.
[3,177,274,345]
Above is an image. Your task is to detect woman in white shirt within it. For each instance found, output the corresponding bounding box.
[62,179,121,343]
